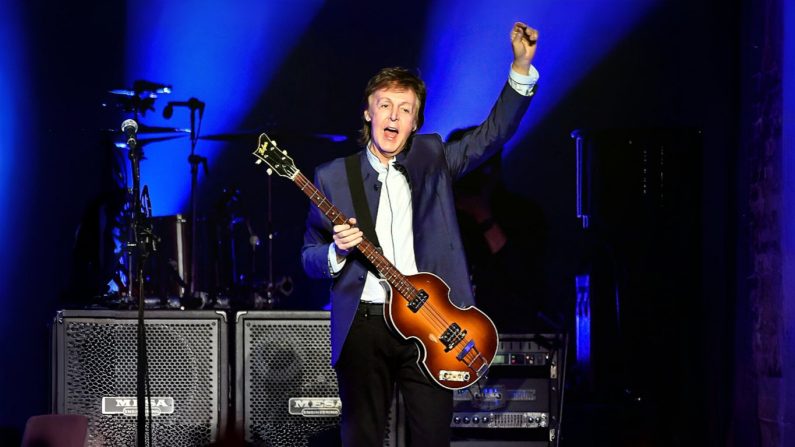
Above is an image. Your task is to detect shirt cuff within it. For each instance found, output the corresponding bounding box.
[508,65,539,96]
[327,243,345,276]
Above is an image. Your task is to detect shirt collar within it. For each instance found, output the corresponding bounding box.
[365,143,397,175]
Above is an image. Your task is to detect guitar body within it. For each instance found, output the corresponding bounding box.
[384,272,499,390]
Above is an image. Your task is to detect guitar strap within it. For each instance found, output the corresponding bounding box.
[345,153,381,250]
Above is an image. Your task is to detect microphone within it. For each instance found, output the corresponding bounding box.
[392,162,408,176]
[393,162,411,189]
[163,98,205,119]
[121,119,138,148]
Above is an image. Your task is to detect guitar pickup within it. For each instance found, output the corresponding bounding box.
[438,370,470,382]
[440,323,467,352]
[408,289,428,312]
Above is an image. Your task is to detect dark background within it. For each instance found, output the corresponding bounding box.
[0,0,790,445]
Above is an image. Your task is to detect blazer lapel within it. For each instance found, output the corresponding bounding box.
[396,149,419,209]
[359,149,380,225]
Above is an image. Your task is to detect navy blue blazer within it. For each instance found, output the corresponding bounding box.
[302,82,533,365]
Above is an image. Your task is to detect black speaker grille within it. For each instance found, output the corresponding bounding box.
[241,314,339,446]
[55,312,225,447]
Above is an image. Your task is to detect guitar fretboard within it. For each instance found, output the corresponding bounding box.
[293,171,418,301]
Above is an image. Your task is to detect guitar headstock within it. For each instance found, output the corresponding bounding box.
[252,133,299,179]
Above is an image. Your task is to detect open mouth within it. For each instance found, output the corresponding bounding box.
[384,127,399,140]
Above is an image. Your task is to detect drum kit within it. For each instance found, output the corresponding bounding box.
[103,80,294,310]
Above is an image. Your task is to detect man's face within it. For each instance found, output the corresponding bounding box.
[364,86,418,163]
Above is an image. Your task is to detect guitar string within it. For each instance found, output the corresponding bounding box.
[380,268,486,372]
[416,300,484,366]
[295,174,448,327]
[301,174,466,349]
[262,148,487,377]
[296,173,487,374]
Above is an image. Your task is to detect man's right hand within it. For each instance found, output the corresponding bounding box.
[332,218,364,262]
[511,22,538,75]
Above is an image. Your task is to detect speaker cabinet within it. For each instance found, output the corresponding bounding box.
[235,311,404,447]
[235,311,340,446]
[51,310,228,446]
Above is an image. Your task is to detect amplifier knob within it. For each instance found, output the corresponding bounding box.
[463,417,471,424]
[454,417,461,424]
[482,416,490,423]
[473,417,480,424]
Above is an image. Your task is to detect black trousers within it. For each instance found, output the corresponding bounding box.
[335,303,453,447]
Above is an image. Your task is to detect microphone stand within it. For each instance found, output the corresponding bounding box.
[165,99,207,304]
[125,123,157,447]
[187,105,207,302]
[265,174,275,307]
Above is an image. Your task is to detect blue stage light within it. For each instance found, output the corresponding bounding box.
[124,0,324,216]
[784,0,795,329]
[420,0,656,155]
[0,1,31,312]
[575,274,592,365]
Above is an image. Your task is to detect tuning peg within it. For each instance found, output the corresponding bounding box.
[282,150,287,155]
[266,168,273,176]
[255,160,263,165]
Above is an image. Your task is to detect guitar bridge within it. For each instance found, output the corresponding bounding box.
[456,340,475,361]
[439,323,467,352]
[408,289,428,312]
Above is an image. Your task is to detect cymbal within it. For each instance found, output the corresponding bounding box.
[101,94,156,115]
[199,129,349,143]
[108,89,144,97]
[109,80,172,97]
[198,131,257,142]
[138,123,190,134]
[101,123,191,135]
[104,81,171,115]
[113,134,188,149]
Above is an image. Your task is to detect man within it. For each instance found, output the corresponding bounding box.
[302,22,540,446]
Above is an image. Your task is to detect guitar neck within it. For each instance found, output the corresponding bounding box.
[293,172,416,300]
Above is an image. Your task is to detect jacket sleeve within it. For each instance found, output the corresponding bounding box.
[301,168,335,279]
[443,82,534,180]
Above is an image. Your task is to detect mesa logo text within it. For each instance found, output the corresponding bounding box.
[288,397,342,417]
[102,397,175,416]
